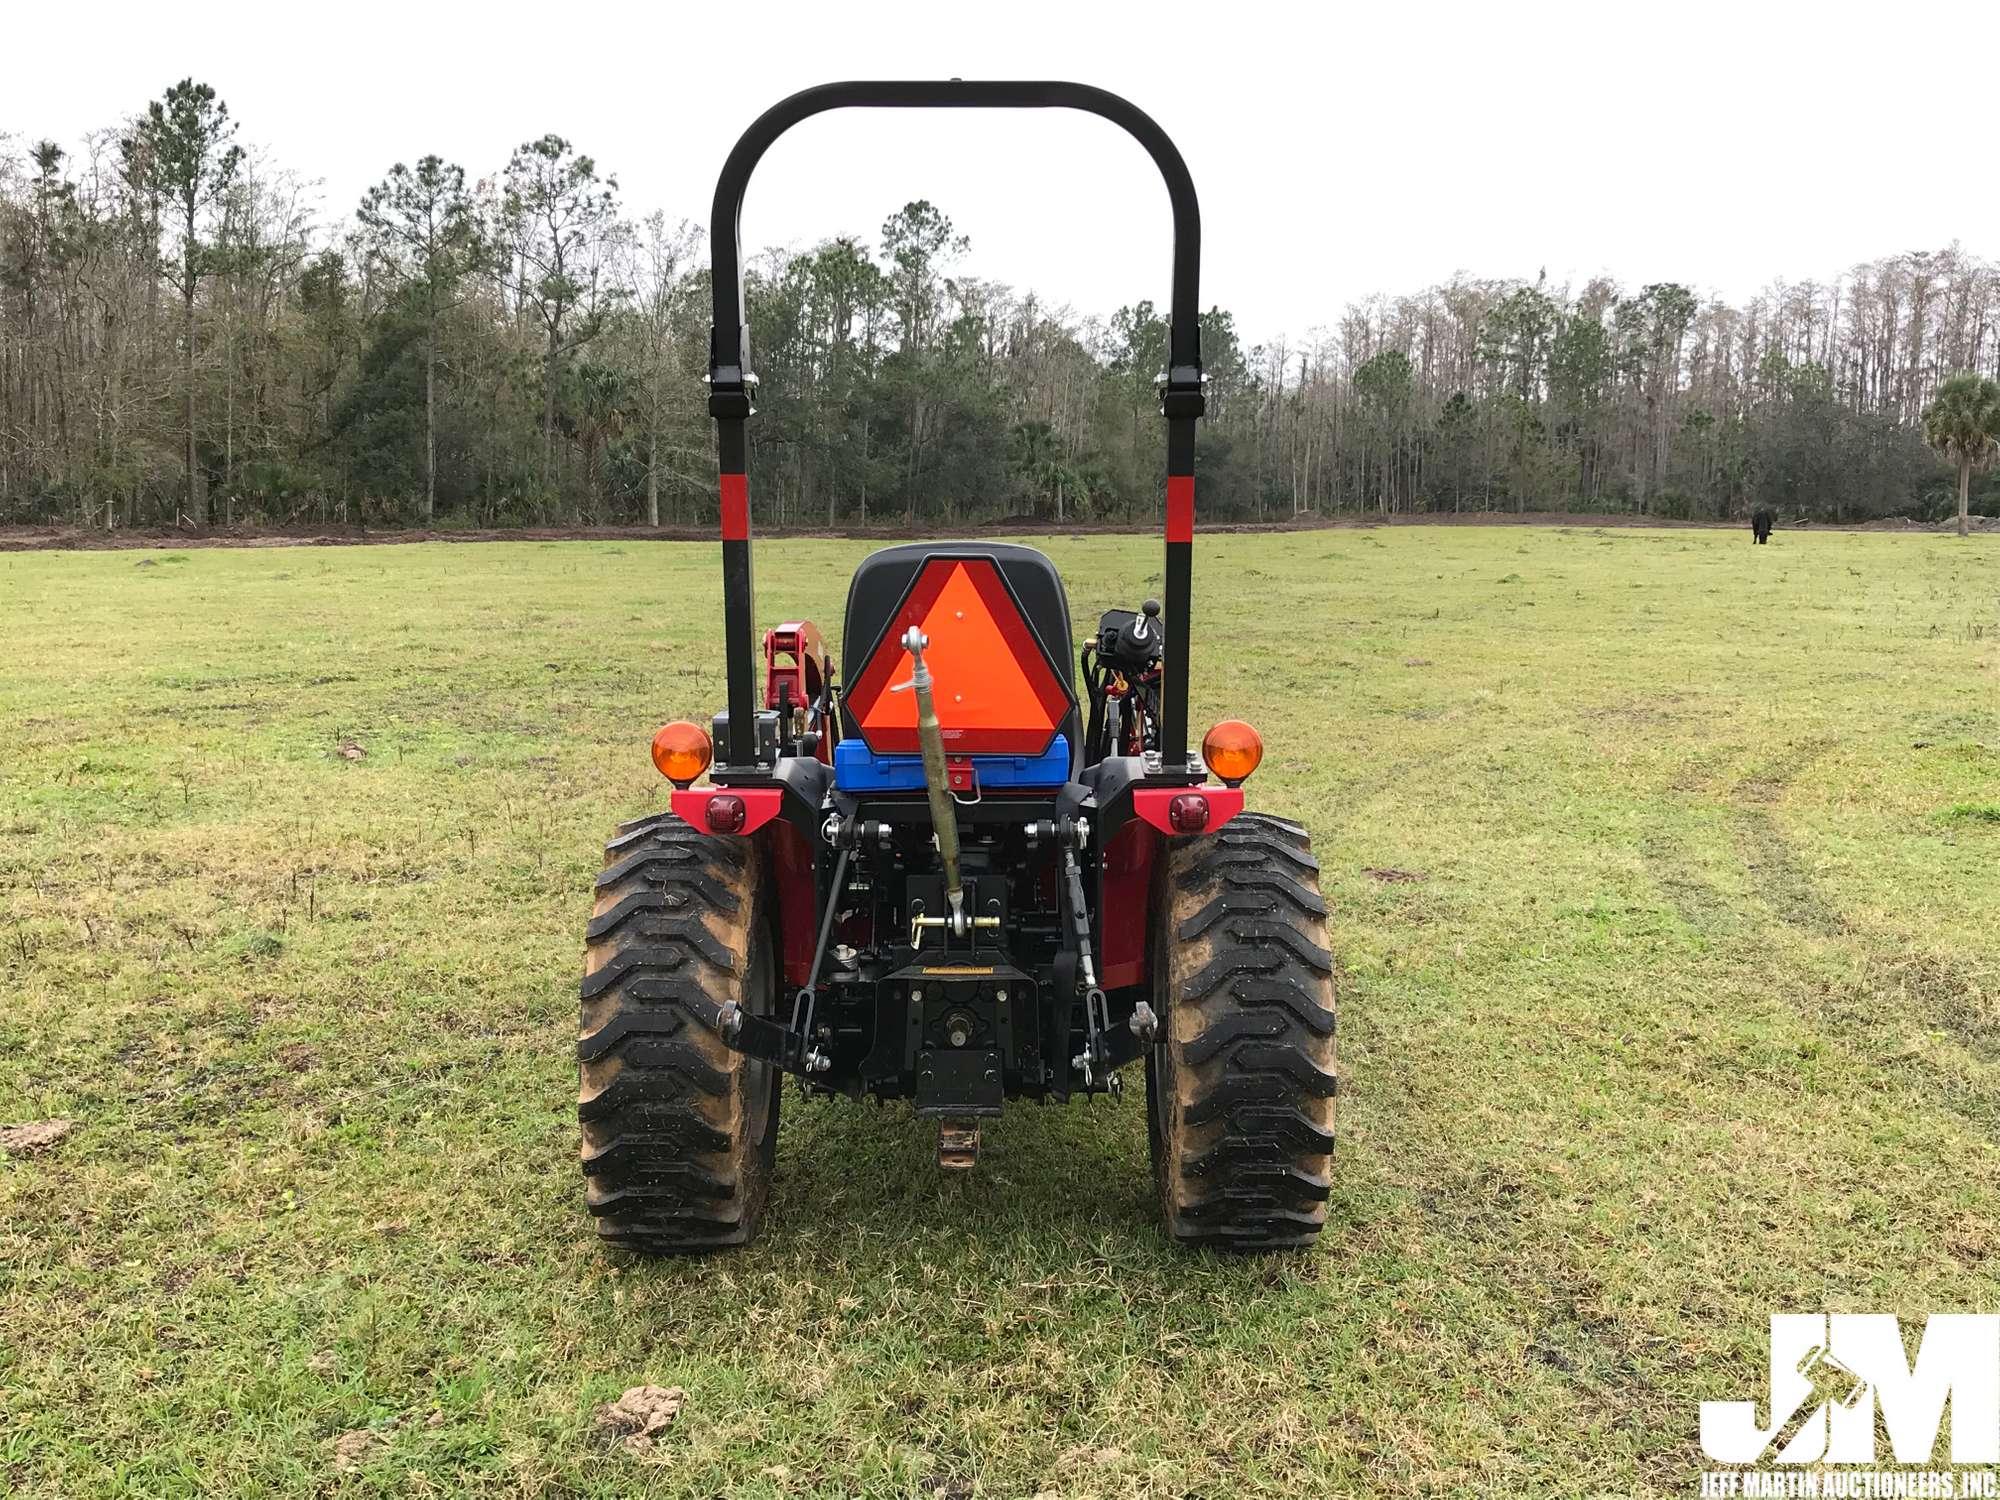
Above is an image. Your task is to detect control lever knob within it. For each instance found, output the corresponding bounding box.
[1117,600,1161,661]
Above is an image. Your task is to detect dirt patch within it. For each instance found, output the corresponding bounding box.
[1364,867,1425,883]
[0,1119,73,1153]
[593,1385,685,1455]
[1588,694,1686,729]
[330,1428,388,1473]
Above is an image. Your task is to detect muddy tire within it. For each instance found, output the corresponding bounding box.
[1147,812,1338,1249]
[577,813,779,1252]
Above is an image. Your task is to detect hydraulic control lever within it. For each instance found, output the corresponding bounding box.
[1095,597,1163,674]
[1114,597,1163,668]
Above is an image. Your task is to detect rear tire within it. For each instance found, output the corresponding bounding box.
[1147,812,1338,1249]
[577,814,779,1252]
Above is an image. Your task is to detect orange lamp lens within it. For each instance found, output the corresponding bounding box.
[650,721,712,787]
[1201,719,1263,785]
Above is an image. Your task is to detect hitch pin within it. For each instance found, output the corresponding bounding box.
[909,904,1001,947]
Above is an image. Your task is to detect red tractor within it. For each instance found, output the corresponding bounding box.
[578,82,1336,1252]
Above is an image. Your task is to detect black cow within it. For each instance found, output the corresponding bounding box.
[1751,506,1775,544]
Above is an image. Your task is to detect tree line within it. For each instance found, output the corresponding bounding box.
[3,80,1997,533]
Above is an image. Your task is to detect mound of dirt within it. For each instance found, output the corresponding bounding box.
[593,1385,685,1455]
[0,1120,73,1153]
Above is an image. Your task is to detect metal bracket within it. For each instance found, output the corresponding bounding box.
[1158,370,1206,421]
[713,999,791,1065]
[707,386,754,421]
[1074,986,1111,1089]
[938,1120,981,1170]
[790,985,829,1073]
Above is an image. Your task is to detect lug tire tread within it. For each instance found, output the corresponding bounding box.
[1149,812,1338,1251]
[578,817,776,1252]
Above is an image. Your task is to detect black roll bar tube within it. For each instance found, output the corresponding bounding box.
[706,80,1205,771]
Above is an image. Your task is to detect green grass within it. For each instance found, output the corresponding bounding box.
[2,525,1997,1497]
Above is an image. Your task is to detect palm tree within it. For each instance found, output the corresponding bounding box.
[1008,420,1077,521]
[1921,373,2000,538]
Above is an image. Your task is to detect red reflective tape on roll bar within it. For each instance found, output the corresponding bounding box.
[1166,474,1194,543]
[720,472,749,541]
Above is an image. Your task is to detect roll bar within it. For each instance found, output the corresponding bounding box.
[707,80,1205,770]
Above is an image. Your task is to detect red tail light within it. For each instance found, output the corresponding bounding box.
[707,795,747,834]
[1168,793,1210,832]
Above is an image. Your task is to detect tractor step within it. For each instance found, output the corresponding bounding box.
[937,1120,981,1170]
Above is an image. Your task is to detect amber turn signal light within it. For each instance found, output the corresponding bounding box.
[651,721,712,788]
[1201,719,1263,786]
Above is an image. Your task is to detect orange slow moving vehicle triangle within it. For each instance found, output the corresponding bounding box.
[845,557,1072,756]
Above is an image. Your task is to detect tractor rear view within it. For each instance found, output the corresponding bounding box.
[577,82,1336,1252]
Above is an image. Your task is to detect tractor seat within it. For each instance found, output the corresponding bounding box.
[837,542,1081,785]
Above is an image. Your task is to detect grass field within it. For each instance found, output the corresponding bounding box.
[2,524,1997,1498]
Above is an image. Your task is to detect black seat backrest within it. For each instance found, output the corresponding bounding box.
[839,541,1080,758]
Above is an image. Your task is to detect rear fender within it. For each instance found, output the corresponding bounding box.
[668,784,821,990]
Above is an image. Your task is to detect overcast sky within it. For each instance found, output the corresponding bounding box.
[8,0,1995,348]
